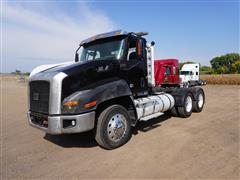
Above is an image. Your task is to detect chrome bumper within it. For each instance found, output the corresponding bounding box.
[27,111,95,134]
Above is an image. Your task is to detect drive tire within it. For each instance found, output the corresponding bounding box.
[193,89,205,112]
[167,106,178,117]
[95,105,132,150]
[177,93,193,118]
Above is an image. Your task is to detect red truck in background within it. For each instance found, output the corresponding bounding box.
[154,59,180,86]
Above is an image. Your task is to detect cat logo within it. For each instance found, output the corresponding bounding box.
[33,93,39,101]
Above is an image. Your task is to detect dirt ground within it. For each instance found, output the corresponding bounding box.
[1,78,239,179]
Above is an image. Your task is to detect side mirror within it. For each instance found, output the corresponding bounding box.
[151,41,155,46]
[75,53,79,62]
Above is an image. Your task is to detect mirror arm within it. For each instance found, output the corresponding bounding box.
[75,46,81,62]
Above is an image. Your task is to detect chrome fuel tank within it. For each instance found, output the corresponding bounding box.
[134,93,174,121]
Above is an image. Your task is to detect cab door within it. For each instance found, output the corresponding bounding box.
[123,37,148,96]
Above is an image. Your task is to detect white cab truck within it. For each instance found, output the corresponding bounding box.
[180,63,206,86]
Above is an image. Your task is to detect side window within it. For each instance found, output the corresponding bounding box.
[165,67,171,75]
[127,39,137,61]
[127,47,136,60]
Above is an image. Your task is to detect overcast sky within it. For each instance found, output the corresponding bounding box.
[1,1,239,73]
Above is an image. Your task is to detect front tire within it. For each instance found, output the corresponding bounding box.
[95,105,132,150]
[177,93,193,118]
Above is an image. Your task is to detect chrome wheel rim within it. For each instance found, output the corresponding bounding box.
[198,93,204,108]
[185,96,192,112]
[107,113,127,142]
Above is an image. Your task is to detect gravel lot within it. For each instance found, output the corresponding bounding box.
[1,79,239,179]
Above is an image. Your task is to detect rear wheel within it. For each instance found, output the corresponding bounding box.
[167,106,178,117]
[193,89,205,112]
[177,93,193,118]
[95,105,132,150]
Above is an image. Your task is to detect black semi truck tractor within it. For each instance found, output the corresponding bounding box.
[28,30,205,149]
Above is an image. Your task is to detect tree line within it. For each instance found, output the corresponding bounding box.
[11,70,30,76]
[180,53,240,74]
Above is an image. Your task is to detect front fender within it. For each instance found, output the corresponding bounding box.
[62,79,132,114]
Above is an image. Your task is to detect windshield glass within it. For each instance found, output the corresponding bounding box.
[180,71,191,75]
[77,38,125,62]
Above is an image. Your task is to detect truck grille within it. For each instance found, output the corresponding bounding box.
[29,81,50,114]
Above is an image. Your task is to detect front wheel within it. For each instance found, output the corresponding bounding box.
[95,105,132,150]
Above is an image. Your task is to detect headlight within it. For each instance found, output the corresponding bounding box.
[62,100,97,114]
[62,100,81,113]
[63,101,80,107]
[61,89,97,114]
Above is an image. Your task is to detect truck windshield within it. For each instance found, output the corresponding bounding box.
[77,38,125,62]
[180,71,191,75]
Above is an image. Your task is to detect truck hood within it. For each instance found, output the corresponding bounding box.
[29,59,121,83]
[39,60,120,75]
[30,61,74,78]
